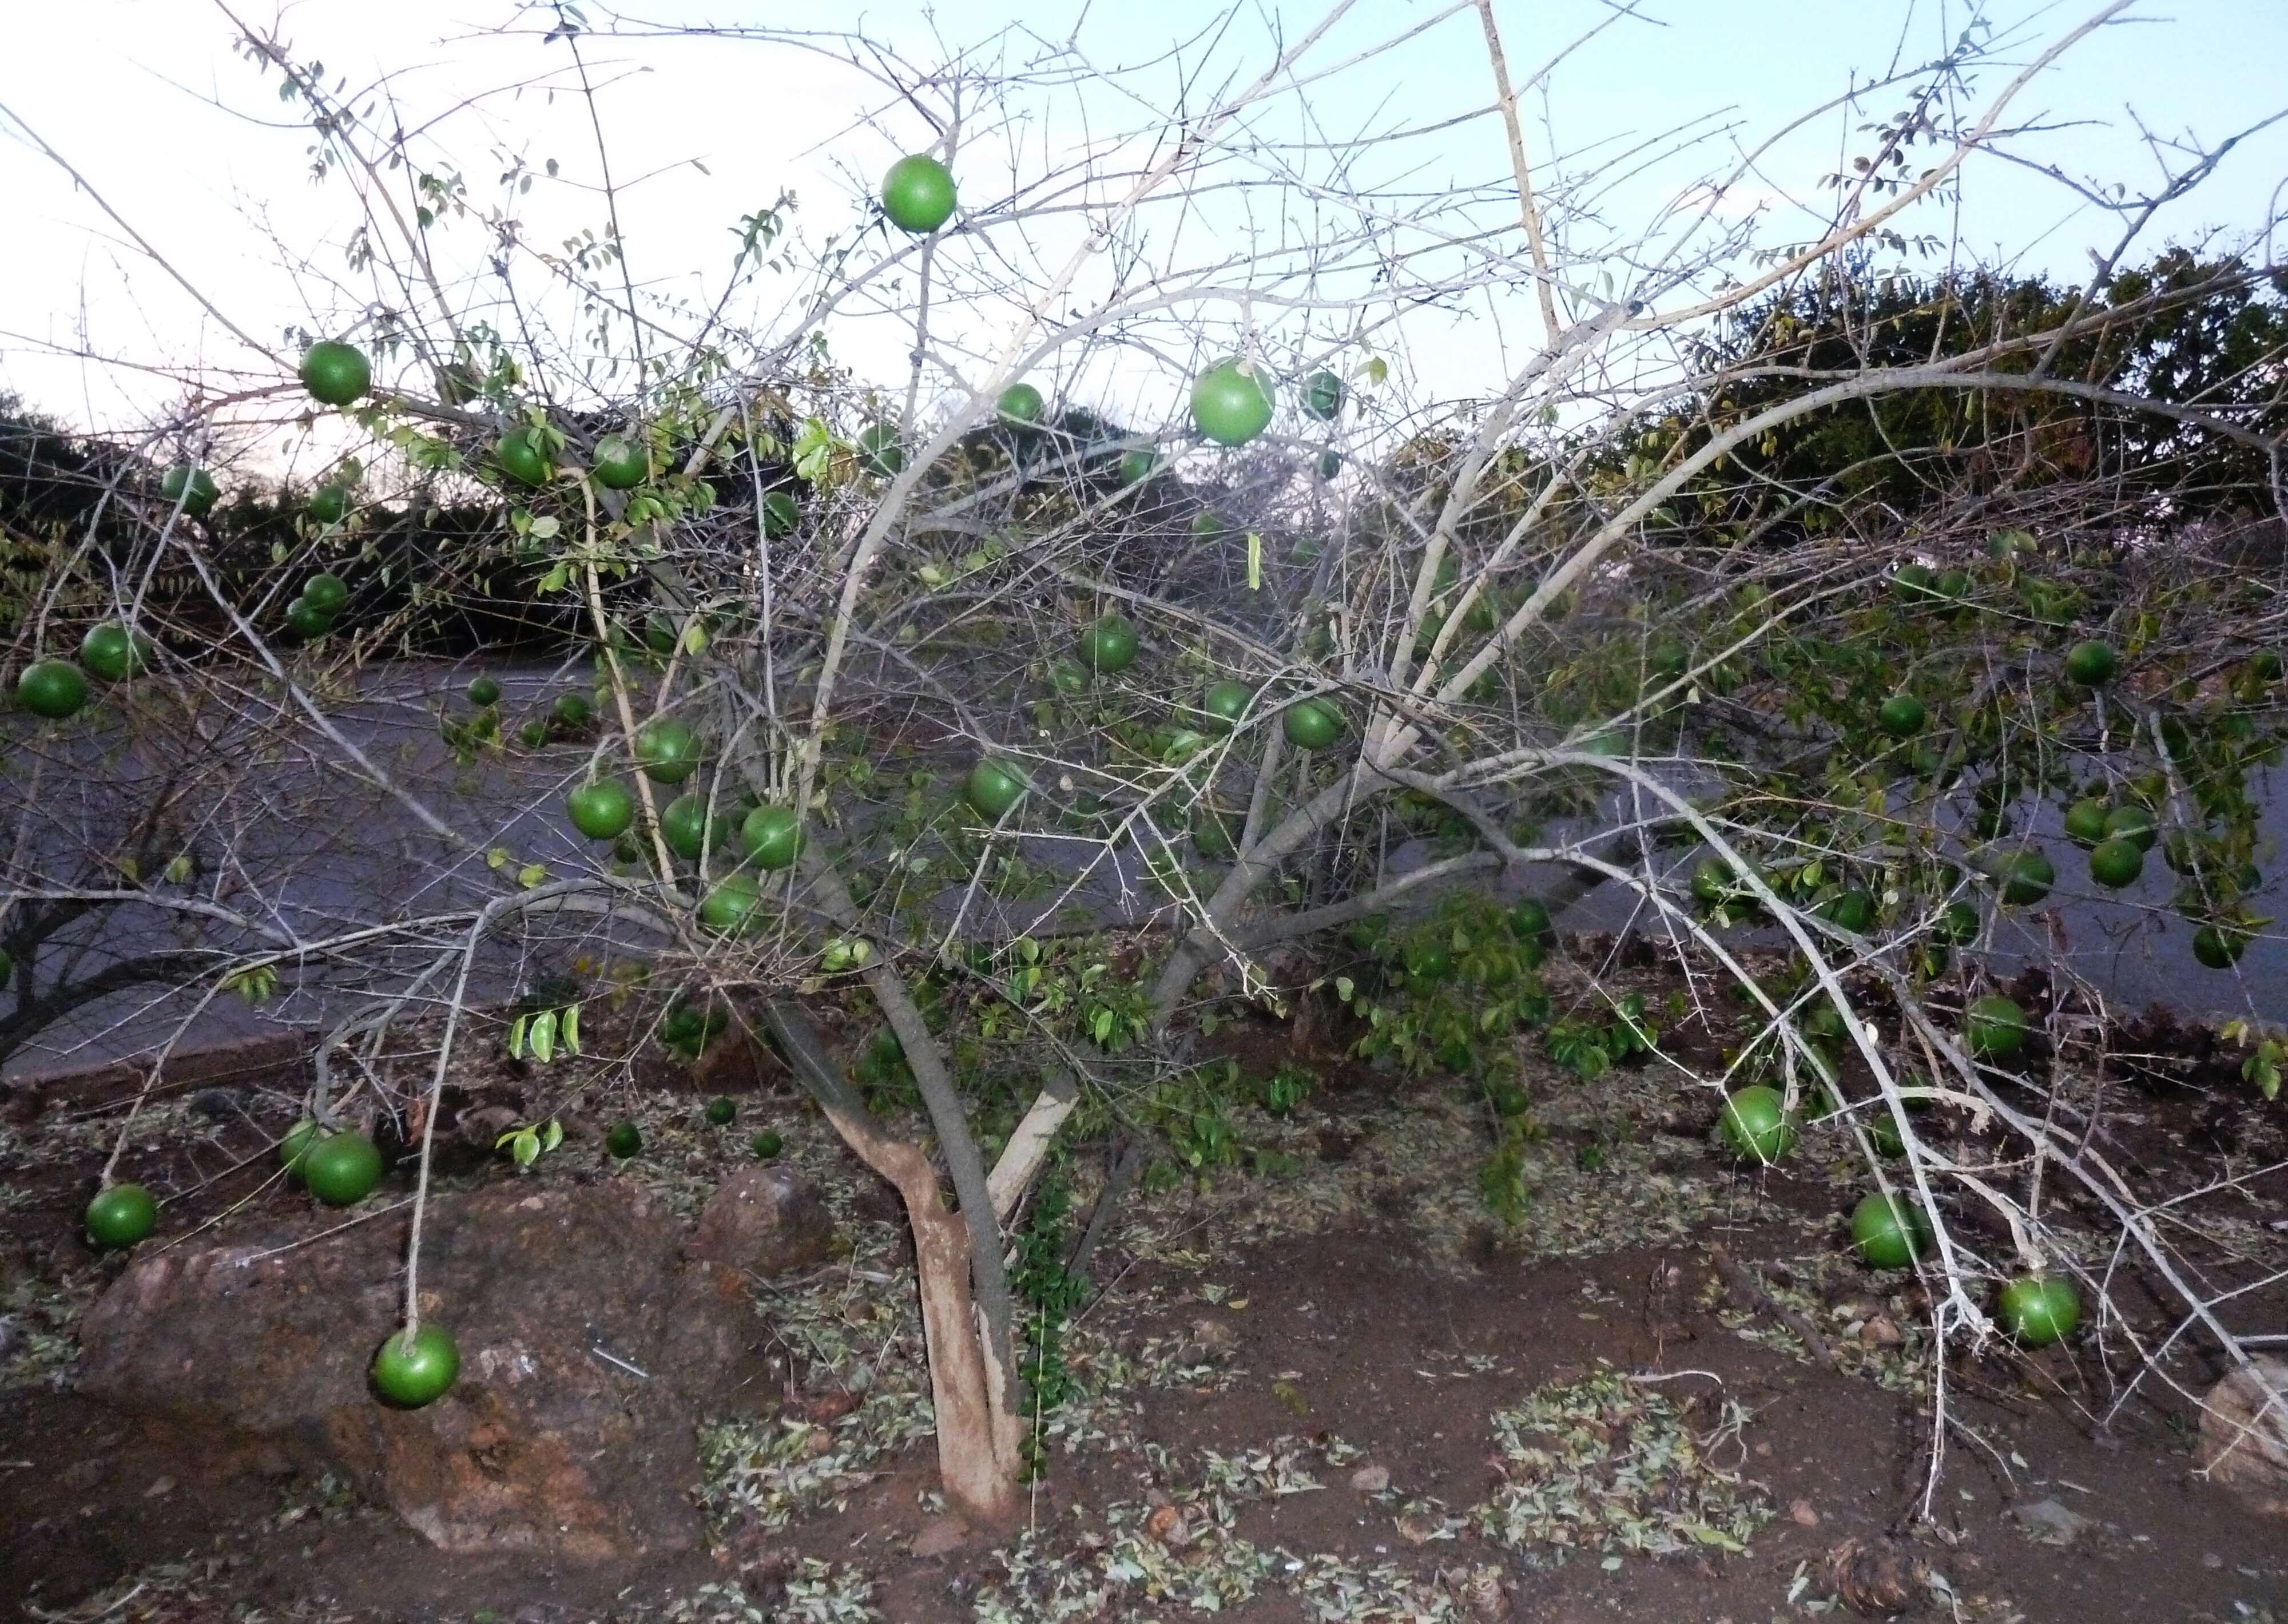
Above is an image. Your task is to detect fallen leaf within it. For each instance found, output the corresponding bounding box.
[1145,1504,1189,1546]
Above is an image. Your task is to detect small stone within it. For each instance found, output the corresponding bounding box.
[911,1516,968,1557]
[1858,1315,1904,1348]
[1350,1464,1391,1493]
[2196,1356,2288,1517]
[686,1165,835,1280]
[2012,1498,2091,1546]
[1790,1498,1820,1527]
[144,1475,176,1498]
[2201,1552,2223,1569]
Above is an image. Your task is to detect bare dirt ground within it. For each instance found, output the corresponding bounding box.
[4,958,2285,1624]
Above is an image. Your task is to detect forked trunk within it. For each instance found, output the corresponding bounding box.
[823,1105,1024,1527]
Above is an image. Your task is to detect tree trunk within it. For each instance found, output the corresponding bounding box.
[820,1103,1024,1527]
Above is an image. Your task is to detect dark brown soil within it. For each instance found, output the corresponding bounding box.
[5,990,2285,1624]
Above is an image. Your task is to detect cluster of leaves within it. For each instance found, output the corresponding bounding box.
[1011,1170,1090,1476]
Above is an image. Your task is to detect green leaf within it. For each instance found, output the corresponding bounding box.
[562,1006,581,1055]
[511,1127,540,1168]
[517,863,548,889]
[529,1008,558,1064]
[541,1118,564,1152]
[508,1013,529,1059]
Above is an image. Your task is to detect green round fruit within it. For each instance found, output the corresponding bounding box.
[1718,1086,1797,1166]
[553,692,594,729]
[699,873,761,935]
[750,1130,784,1160]
[591,433,650,490]
[1489,1082,1530,1118]
[1191,511,1226,538]
[1282,698,1341,751]
[1864,1111,1906,1160]
[1198,680,1254,733]
[1078,614,1138,674]
[1892,562,1937,600]
[301,1132,384,1207]
[2192,924,2247,970]
[370,1324,459,1408]
[1965,995,2029,1061]
[1301,370,1344,421]
[705,1097,736,1127]
[964,757,1029,820]
[1935,898,1980,945]
[16,658,88,720]
[1877,693,1926,738]
[2103,804,2155,851]
[81,622,153,683]
[996,382,1045,428]
[1510,897,1556,947]
[1192,805,1239,859]
[881,153,958,233]
[856,423,905,478]
[1691,857,1736,907]
[2248,649,2285,682]
[741,804,804,871]
[761,491,800,538]
[1190,358,1276,447]
[2063,798,2111,848]
[2063,639,2118,686]
[1996,849,2054,907]
[289,601,334,643]
[1317,450,1343,479]
[85,1183,157,1249]
[495,427,553,487]
[299,340,371,407]
[160,464,219,517]
[661,793,726,862]
[566,779,635,841]
[466,674,502,708]
[2088,838,2143,890]
[1995,1274,2080,1347]
[1850,1192,1931,1270]
[1117,448,1157,486]
[605,1120,643,1159]
[635,718,701,784]
[306,484,351,525]
[279,1117,323,1174]
[1822,890,1877,933]
[303,572,350,616]
[1935,568,1971,599]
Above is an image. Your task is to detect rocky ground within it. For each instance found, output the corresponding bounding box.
[3,961,2286,1624]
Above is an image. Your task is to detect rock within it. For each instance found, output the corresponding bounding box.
[1789,1498,1821,1527]
[911,1515,968,1557]
[686,1165,834,1281]
[77,1181,774,1562]
[2012,1497,2090,1546]
[1826,1536,1925,1617]
[2196,1355,2288,1516]
[1349,1463,1391,1493]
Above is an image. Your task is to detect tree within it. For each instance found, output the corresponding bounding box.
[5,0,2285,1532]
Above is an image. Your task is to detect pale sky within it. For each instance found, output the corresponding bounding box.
[3,1,2283,459]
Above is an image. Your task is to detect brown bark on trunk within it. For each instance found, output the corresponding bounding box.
[820,1105,1024,1527]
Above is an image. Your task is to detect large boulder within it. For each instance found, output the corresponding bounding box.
[2198,1355,2288,1517]
[686,1163,834,1283]
[77,1177,807,1562]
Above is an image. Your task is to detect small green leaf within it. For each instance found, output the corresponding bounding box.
[529,1008,558,1064]
[517,863,547,889]
[511,1127,540,1168]
[508,1013,529,1059]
